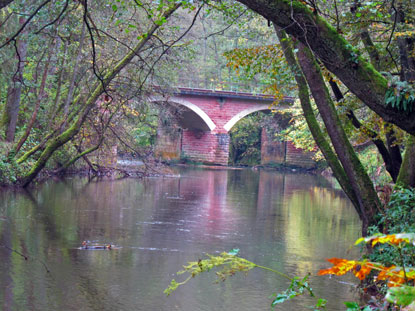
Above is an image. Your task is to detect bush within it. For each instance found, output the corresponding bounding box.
[0,143,22,185]
[367,186,415,267]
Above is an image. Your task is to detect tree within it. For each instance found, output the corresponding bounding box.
[0,0,14,10]
[222,0,415,230]
[234,0,415,135]
[0,0,203,186]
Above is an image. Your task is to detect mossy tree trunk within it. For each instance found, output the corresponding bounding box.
[2,17,28,142]
[275,27,360,211]
[297,44,381,233]
[397,135,415,187]
[235,0,415,135]
[276,27,381,233]
[20,3,181,187]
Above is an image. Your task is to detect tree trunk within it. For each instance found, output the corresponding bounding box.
[327,78,401,182]
[2,17,28,142]
[15,37,56,154]
[0,0,14,9]
[275,26,360,211]
[397,135,415,187]
[297,44,381,233]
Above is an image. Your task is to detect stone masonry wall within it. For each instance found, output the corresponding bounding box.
[181,130,230,165]
[154,126,181,161]
[261,128,317,169]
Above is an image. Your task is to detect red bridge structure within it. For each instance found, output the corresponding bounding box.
[151,86,316,168]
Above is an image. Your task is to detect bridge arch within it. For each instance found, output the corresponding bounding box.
[149,95,216,131]
[223,104,269,132]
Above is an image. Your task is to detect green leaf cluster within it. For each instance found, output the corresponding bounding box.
[164,250,256,296]
[270,274,316,307]
[384,78,415,113]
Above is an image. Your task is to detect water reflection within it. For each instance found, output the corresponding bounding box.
[0,168,361,310]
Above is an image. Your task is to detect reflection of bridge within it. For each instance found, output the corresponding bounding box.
[152,87,297,165]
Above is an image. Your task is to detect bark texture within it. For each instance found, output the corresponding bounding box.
[397,135,415,187]
[275,27,360,210]
[328,78,401,182]
[297,44,381,233]
[2,19,28,142]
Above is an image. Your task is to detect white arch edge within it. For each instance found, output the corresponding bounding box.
[224,104,270,132]
[149,95,216,131]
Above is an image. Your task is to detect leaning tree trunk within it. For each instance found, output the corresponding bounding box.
[296,44,381,234]
[392,5,415,187]
[275,27,360,211]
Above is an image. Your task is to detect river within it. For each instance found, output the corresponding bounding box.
[0,167,361,311]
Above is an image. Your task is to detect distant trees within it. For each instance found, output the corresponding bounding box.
[0,0,201,185]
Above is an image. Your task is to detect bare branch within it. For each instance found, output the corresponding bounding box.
[0,0,52,49]
[34,0,69,34]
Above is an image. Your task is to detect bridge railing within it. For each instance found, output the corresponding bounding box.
[151,78,273,95]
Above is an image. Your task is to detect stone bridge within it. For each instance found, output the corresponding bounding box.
[152,87,316,167]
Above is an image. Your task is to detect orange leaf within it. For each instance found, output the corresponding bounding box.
[318,258,357,276]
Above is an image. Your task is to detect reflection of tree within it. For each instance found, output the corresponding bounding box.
[23,189,60,241]
[283,187,361,277]
[0,222,13,311]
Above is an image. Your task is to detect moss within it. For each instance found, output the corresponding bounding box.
[276,28,360,208]
[397,135,415,187]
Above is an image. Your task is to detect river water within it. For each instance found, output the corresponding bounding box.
[0,167,361,311]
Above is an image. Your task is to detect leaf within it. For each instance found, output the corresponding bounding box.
[386,286,415,306]
[355,233,415,247]
[271,293,290,305]
[344,301,360,311]
[315,298,327,308]
[228,248,240,256]
[318,258,357,276]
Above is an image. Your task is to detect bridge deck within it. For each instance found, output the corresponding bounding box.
[176,87,294,103]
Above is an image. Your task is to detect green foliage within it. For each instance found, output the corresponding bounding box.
[343,301,372,311]
[0,142,28,185]
[357,146,392,185]
[367,186,415,268]
[278,100,324,161]
[384,76,415,113]
[320,233,415,309]
[165,249,326,310]
[164,249,256,296]
[270,274,315,306]
[386,286,415,306]
[229,113,262,165]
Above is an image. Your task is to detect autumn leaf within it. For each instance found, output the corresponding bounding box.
[355,233,415,247]
[353,262,374,281]
[318,258,357,276]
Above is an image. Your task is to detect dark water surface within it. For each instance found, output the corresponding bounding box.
[0,168,361,311]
